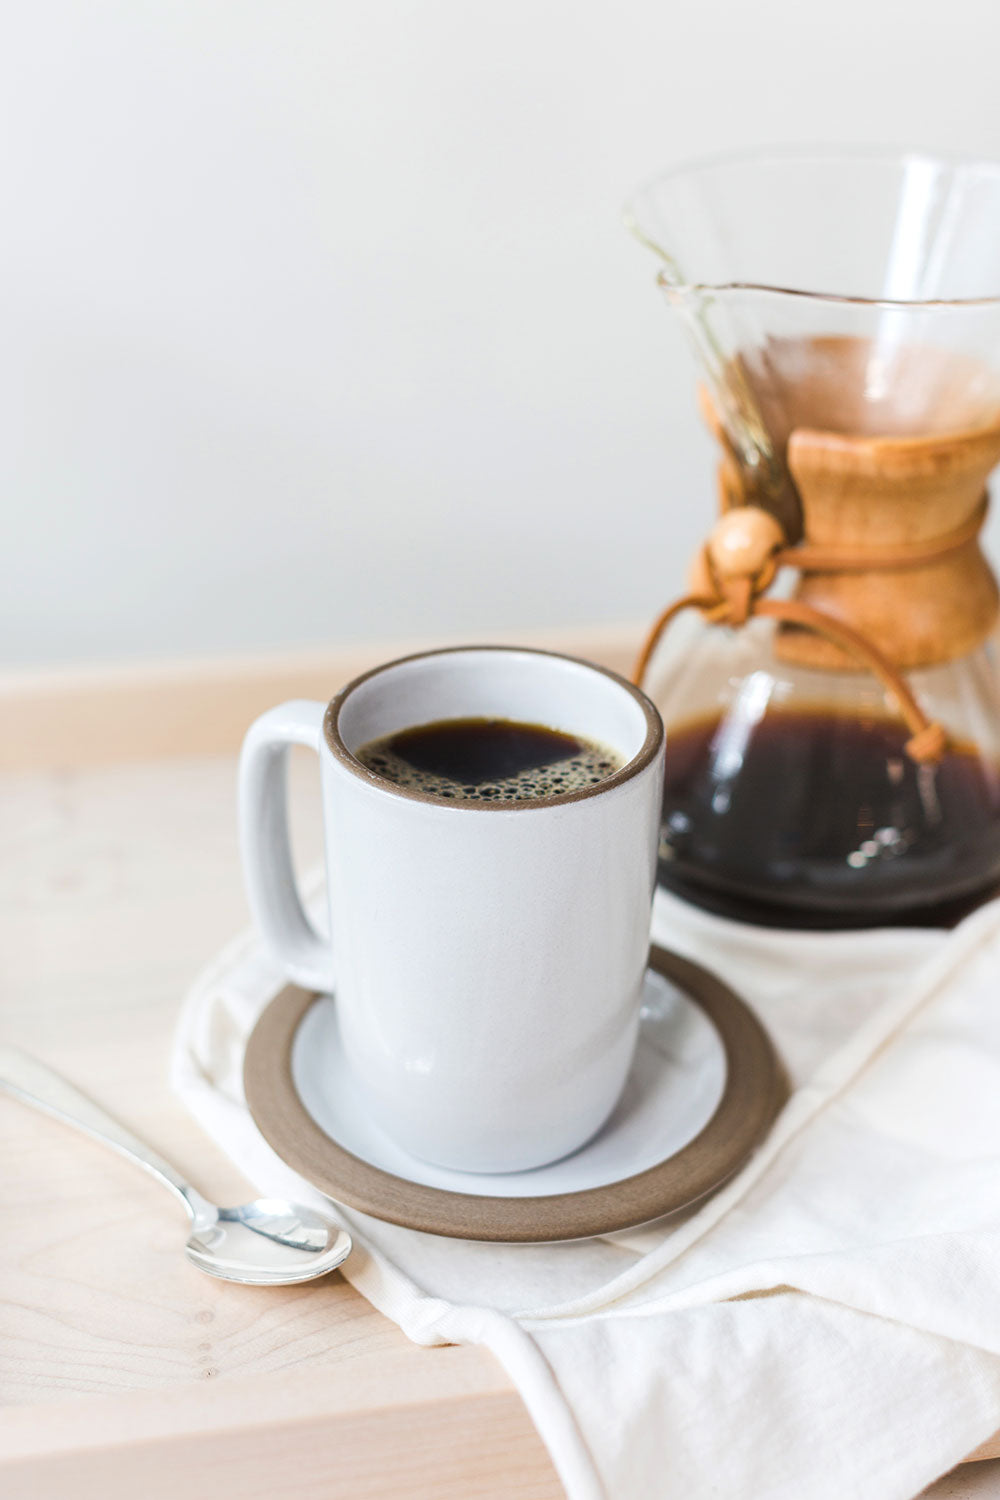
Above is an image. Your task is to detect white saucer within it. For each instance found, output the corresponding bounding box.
[245,945,783,1240]
[291,966,728,1199]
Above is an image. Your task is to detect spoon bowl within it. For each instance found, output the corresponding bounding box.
[185,1197,353,1285]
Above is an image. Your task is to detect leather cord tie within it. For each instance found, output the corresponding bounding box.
[630,499,988,764]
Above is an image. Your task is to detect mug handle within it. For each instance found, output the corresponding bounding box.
[238,700,334,993]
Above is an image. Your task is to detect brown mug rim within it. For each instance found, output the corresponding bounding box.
[322,643,663,811]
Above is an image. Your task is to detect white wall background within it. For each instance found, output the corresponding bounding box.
[4,0,1000,667]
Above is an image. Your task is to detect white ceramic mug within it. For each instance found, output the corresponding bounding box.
[239,646,664,1173]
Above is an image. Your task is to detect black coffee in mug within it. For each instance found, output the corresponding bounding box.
[356,717,624,802]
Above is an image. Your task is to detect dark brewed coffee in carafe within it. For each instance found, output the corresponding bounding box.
[658,709,1000,928]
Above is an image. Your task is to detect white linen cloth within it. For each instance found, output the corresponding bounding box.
[172,885,1000,1500]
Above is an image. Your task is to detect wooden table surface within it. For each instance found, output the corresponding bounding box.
[1,629,997,1500]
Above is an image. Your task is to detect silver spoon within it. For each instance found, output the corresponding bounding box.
[0,1046,352,1285]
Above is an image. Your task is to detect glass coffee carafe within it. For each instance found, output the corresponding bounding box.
[627,148,1000,927]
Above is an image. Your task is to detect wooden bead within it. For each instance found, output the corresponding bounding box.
[707,506,785,580]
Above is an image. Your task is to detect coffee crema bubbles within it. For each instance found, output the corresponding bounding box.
[355,717,624,802]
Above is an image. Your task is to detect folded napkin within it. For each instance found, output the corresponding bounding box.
[172,885,1000,1500]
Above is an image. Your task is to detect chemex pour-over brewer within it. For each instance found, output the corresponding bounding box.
[627,148,1000,928]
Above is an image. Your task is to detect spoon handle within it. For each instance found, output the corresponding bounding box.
[0,1046,199,1216]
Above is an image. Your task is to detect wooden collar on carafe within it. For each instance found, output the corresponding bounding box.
[633,392,1000,765]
